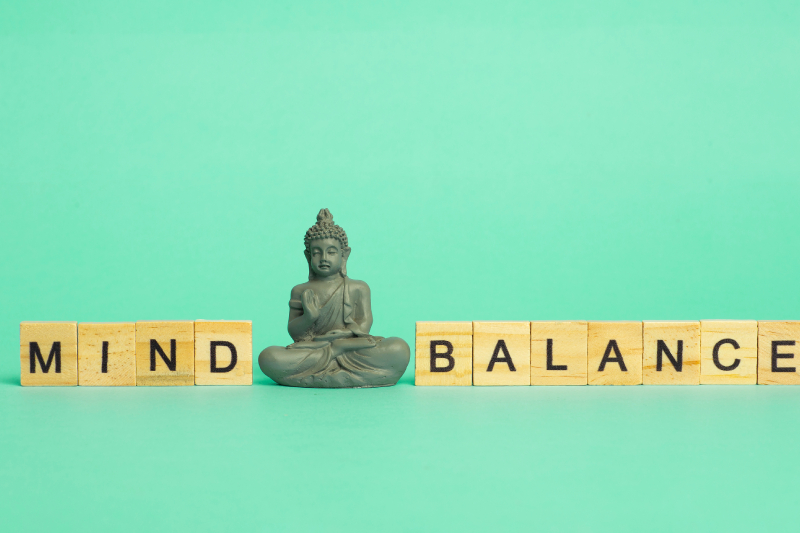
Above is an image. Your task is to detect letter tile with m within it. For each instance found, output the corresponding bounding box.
[20,322,78,386]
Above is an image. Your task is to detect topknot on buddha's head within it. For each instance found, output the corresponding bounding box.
[304,208,349,252]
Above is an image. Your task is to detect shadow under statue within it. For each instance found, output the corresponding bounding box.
[258,209,410,388]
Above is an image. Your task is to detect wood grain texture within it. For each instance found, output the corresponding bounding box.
[415,321,472,386]
[20,322,78,386]
[530,321,587,385]
[194,320,252,385]
[473,321,530,386]
[642,321,700,385]
[78,323,136,386]
[135,321,195,386]
[700,320,757,384]
[588,322,642,385]
[757,321,800,385]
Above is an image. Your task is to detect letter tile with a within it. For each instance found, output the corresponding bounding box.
[473,321,530,386]
[588,322,642,385]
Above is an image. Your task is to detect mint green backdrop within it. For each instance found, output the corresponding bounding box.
[1,2,799,531]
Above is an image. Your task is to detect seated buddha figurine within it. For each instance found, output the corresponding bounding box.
[258,209,410,388]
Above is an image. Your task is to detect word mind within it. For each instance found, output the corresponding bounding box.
[20,320,252,386]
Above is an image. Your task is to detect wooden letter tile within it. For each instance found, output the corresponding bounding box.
[78,323,136,386]
[194,320,252,385]
[136,321,195,386]
[642,321,700,385]
[700,320,757,384]
[588,322,642,385]
[20,322,78,386]
[758,321,800,385]
[473,321,530,386]
[415,322,473,386]
[530,321,587,385]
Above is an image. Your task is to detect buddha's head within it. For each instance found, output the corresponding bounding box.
[304,209,351,280]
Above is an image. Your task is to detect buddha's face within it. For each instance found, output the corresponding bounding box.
[307,238,345,279]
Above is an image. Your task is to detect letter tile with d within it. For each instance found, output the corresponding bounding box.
[194,320,252,385]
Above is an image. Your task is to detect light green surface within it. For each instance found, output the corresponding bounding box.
[1,2,799,531]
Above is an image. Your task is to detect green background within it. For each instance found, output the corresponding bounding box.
[1,1,799,531]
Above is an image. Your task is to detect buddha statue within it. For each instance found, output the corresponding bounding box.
[258,209,410,388]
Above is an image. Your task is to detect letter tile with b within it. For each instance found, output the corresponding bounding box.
[136,321,195,386]
[194,320,252,385]
[473,321,530,386]
[414,322,473,386]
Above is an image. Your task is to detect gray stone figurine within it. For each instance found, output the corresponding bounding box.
[258,209,410,388]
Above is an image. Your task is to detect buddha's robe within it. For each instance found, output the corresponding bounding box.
[258,277,409,388]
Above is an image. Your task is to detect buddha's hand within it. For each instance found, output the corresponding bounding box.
[300,289,320,320]
[330,336,379,356]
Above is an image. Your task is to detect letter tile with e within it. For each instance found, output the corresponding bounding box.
[473,321,530,386]
[415,322,473,386]
[588,322,642,385]
[757,321,800,385]
[194,320,252,385]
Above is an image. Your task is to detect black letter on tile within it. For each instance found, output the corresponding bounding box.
[29,342,61,373]
[772,340,796,373]
[598,340,627,372]
[546,339,567,371]
[656,340,683,372]
[712,338,740,371]
[487,340,516,372]
[150,339,177,371]
[210,341,238,373]
[430,340,455,373]
[101,341,109,373]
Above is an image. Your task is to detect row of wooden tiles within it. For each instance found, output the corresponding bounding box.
[20,321,252,386]
[415,321,800,385]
